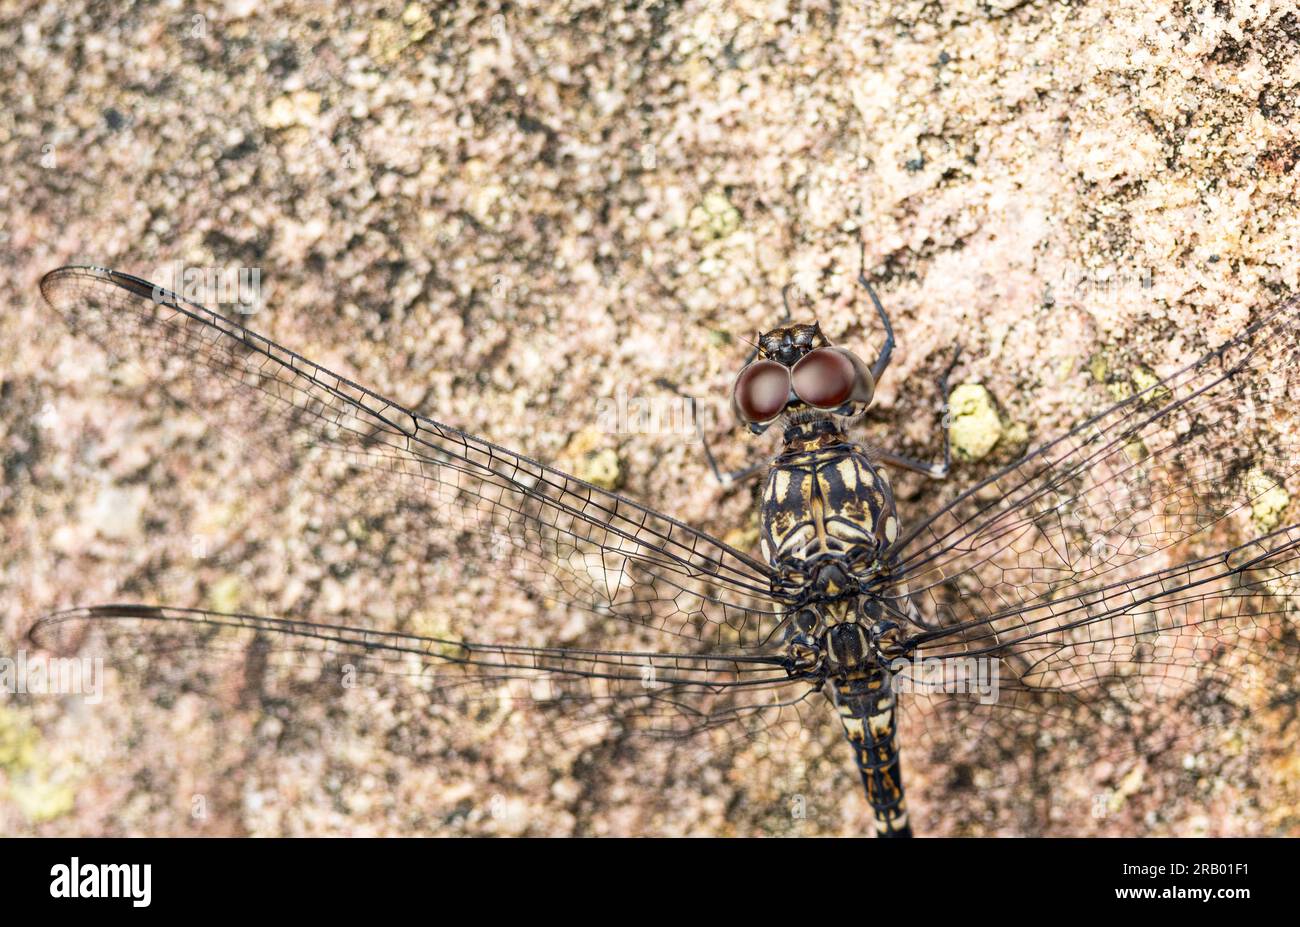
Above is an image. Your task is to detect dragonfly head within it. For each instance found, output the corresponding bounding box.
[731,321,876,435]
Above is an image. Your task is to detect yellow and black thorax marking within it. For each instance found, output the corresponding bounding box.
[759,427,898,593]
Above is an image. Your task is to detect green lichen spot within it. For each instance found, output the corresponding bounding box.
[689,189,741,242]
[1106,379,1134,402]
[0,708,38,771]
[0,708,76,824]
[949,383,1003,462]
[578,448,624,491]
[207,574,245,613]
[1122,439,1149,464]
[1130,366,1171,406]
[1246,468,1290,532]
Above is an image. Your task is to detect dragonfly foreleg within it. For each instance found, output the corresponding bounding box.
[857,243,896,384]
[872,343,961,480]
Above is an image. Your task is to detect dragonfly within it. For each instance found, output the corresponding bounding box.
[29,263,1300,836]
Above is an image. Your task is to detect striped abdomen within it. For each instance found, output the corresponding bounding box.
[831,669,910,837]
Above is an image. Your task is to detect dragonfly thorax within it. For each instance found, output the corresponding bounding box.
[760,421,900,600]
[823,621,874,672]
[783,601,897,677]
[761,418,905,680]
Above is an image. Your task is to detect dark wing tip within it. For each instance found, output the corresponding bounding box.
[40,265,177,309]
[26,603,169,653]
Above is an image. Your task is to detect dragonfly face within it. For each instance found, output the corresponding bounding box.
[730,321,877,435]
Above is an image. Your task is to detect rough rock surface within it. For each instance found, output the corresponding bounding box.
[1,1,1297,836]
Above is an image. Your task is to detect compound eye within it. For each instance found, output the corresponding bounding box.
[791,347,856,409]
[732,360,792,423]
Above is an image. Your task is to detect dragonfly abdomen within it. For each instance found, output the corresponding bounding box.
[831,669,911,838]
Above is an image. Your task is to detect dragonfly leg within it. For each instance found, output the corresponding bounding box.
[777,283,796,324]
[873,343,962,480]
[858,241,895,384]
[648,380,770,488]
[693,397,770,487]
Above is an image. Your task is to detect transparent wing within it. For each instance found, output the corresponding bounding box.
[39,267,787,651]
[879,294,1300,781]
[28,604,816,747]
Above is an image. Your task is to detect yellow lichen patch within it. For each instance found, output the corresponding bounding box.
[1105,763,1147,815]
[261,90,322,130]
[1106,378,1134,402]
[9,771,76,824]
[562,426,602,459]
[1130,366,1172,406]
[689,189,741,243]
[949,383,1003,462]
[207,574,245,613]
[408,623,466,662]
[1123,439,1149,463]
[560,427,625,491]
[577,449,623,491]
[1000,420,1030,454]
[401,1,434,32]
[368,3,435,66]
[0,708,77,824]
[0,709,38,771]
[1245,468,1290,533]
[1130,367,1158,391]
[1087,354,1171,405]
